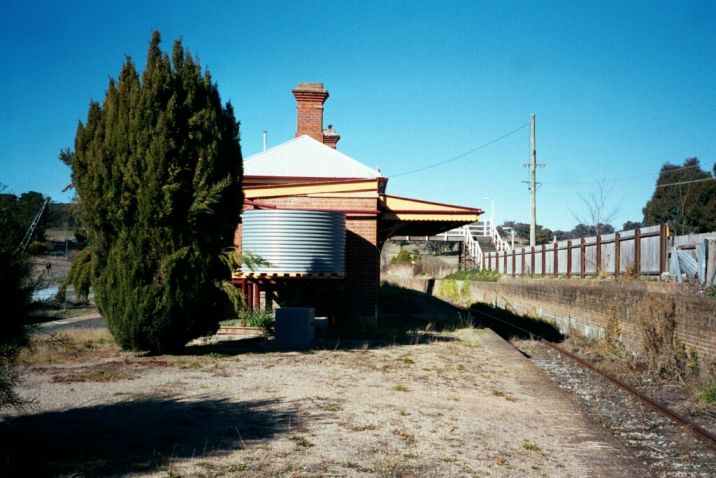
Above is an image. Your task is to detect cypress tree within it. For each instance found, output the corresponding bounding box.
[62,32,242,353]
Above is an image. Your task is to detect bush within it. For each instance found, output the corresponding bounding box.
[0,192,39,407]
[27,240,48,255]
[244,309,275,338]
[391,249,417,264]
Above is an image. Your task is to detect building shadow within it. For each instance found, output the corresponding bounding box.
[0,396,301,477]
[468,302,565,343]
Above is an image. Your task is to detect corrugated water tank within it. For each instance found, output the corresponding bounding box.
[241,209,346,273]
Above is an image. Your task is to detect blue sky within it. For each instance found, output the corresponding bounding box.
[2,0,714,231]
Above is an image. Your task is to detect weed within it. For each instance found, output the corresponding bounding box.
[392,428,416,444]
[323,403,342,413]
[349,423,377,431]
[225,463,249,472]
[622,261,640,280]
[439,279,460,302]
[398,353,415,365]
[289,434,313,448]
[445,269,501,282]
[634,297,689,379]
[522,441,540,451]
[341,461,372,472]
[393,383,409,392]
[244,308,275,338]
[700,381,716,403]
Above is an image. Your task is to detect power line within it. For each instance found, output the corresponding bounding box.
[537,176,716,194]
[390,122,529,178]
[655,177,716,188]
[540,164,704,186]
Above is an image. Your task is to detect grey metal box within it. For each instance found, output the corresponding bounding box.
[275,307,315,348]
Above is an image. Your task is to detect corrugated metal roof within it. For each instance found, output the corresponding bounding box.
[244,135,381,179]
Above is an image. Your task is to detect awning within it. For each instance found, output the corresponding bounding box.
[379,194,482,242]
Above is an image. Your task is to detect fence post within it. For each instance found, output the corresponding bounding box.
[503,250,507,274]
[521,247,526,276]
[531,246,535,276]
[580,237,586,278]
[553,242,559,277]
[614,232,621,277]
[566,240,572,277]
[634,227,641,275]
[596,233,602,273]
[659,223,668,274]
[541,244,546,276]
[512,248,516,277]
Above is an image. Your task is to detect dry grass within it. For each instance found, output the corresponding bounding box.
[634,296,689,379]
[20,328,119,365]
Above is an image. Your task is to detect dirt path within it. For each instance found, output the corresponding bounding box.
[1,326,642,477]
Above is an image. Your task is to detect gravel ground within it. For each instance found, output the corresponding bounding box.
[1,325,644,477]
[516,340,716,478]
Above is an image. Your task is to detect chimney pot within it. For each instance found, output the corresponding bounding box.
[323,124,340,149]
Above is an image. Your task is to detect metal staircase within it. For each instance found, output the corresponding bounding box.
[459,220,510,269]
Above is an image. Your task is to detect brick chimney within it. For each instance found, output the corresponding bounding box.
[292,83,329,142]
[323,124,341,149]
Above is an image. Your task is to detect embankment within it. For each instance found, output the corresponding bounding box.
[386,277,716,362]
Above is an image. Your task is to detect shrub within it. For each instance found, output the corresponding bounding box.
[244,308,275,338]
[391,249,416,264]
[27,240,48,255]
[62,32,242,353]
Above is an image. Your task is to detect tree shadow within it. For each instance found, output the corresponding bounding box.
[0,396,301,477]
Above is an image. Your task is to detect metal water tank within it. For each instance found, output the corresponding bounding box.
[241,209,346,273]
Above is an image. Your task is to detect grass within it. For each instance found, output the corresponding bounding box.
[288,434,314,448]
[445,269,501,282]
[522,441,540,451]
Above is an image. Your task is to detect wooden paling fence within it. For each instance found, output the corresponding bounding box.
[482,224,669,278]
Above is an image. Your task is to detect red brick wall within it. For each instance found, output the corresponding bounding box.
[292,84,328,142]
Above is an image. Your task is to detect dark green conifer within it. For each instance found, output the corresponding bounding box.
[62,32,242,353]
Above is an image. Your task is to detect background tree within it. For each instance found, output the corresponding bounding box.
[643,158,716,235]
[498,221,553,245]
[0,186,38,407]
[622,220,643,231]
[61,32,243,353]
[573,179,618,237]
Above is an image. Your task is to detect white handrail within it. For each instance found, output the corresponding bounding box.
[462,225,483,268]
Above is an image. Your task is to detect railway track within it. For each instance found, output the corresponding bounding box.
[469,306,716,476]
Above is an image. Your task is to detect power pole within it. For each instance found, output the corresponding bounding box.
[530,113,537,247]
[522,113,544,247]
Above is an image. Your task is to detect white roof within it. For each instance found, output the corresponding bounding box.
[244,135,381,179]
